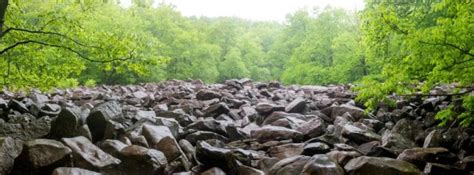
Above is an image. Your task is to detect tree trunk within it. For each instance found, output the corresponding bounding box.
[0,0,9,37]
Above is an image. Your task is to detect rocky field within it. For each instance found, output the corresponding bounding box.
[0,79,473,175]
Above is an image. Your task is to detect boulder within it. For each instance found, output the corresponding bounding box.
[203,102,230,118]
[114,145,168,175]
[201,167,226,175]
[423,163,465,175]
[49,107,91,140]
[0,114,51,141]
[301,154,345,175]
[13,139,72,174]
[0,137,22,174]
[342,123,381,144]
[250,126,303,143]
[302,142,331,155]
[267,143,304,159]
[185,131,229,145]
[52,167,102,175]
[296,117,326,139]
[397,147,457,169]
[285,98,306,113]
[268,156,312,175]
[344,156,422,175]
[86,101,126,142]
[196,89,222,101]
[61,136,121,171]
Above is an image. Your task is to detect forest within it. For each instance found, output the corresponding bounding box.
[0,0,472,125]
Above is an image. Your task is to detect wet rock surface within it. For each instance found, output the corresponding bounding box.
[0,79,472,174]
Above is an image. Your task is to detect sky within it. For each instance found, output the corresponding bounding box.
[121,0,365,22]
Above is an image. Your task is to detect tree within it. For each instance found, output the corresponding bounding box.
[0,1,159,89]
[356,0,473,126]
[280,7,365,85]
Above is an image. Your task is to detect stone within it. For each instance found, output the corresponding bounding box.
[285,98,306,113]
[382,119,423,154]
[268,143,304,159]
[195,141,236,173]
[326,150,362,166]
[462,156,474,171]
[86,101,126,142]
[325,104,366,121]
[185,131,229,145]
[255,103,284,115]
[203,102,230,118]
[13,139,72,174]
[49,107,91,140]
[0,114,51,141]
[250,126,303,143]
[423,163,465,175]
[0,137,21,174]
[344,156,422,175]
[397,147,457,169]
[301,154,345,175]
[142,124,174,147]
[100,139,128,157]
[114,145,168,175]
[342,123,381,144]
[296,117,326,139]
[238,165,265,175]
[61,136,121,171]
[154,136,184,161]
[196,89,222,101]
[186,119,227,136]
[8,100,29,114]
[51,167,102,175]
[201,167,226,175]
[268,156,312,175]
[302,142,331,155]
[257,157,279,173]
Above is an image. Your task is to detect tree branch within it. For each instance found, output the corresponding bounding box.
[1,27,102,49]
[419,40,474,58]
[0,40,133,63]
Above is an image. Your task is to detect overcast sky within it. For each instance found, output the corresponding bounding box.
[121,0,365,22]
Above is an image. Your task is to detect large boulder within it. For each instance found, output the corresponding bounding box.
[250,126,303,143]
[86,101,127,142]
[397,147,457,169]
[114,145,168,175]
[49,107,91,140]
[342,123,381,144]
[13,139,72,174]
[296,117,326,139]
[61,136,121,171]
[203,102,230,118]
[267,143,304,159]
[382,119,423,154]
[196,89,222,101]
[269,155,344,175]
[344,156,422,175]
[323,104,366,121]
[301,154,345,175]
[0,114,51,140]
[285,98,306,113]
[0,137,22,174]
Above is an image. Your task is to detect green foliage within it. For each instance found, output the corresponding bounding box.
[56,78,79,89]
[278,7,367,85]
[84,79,96,88]
[357,0,473,126]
